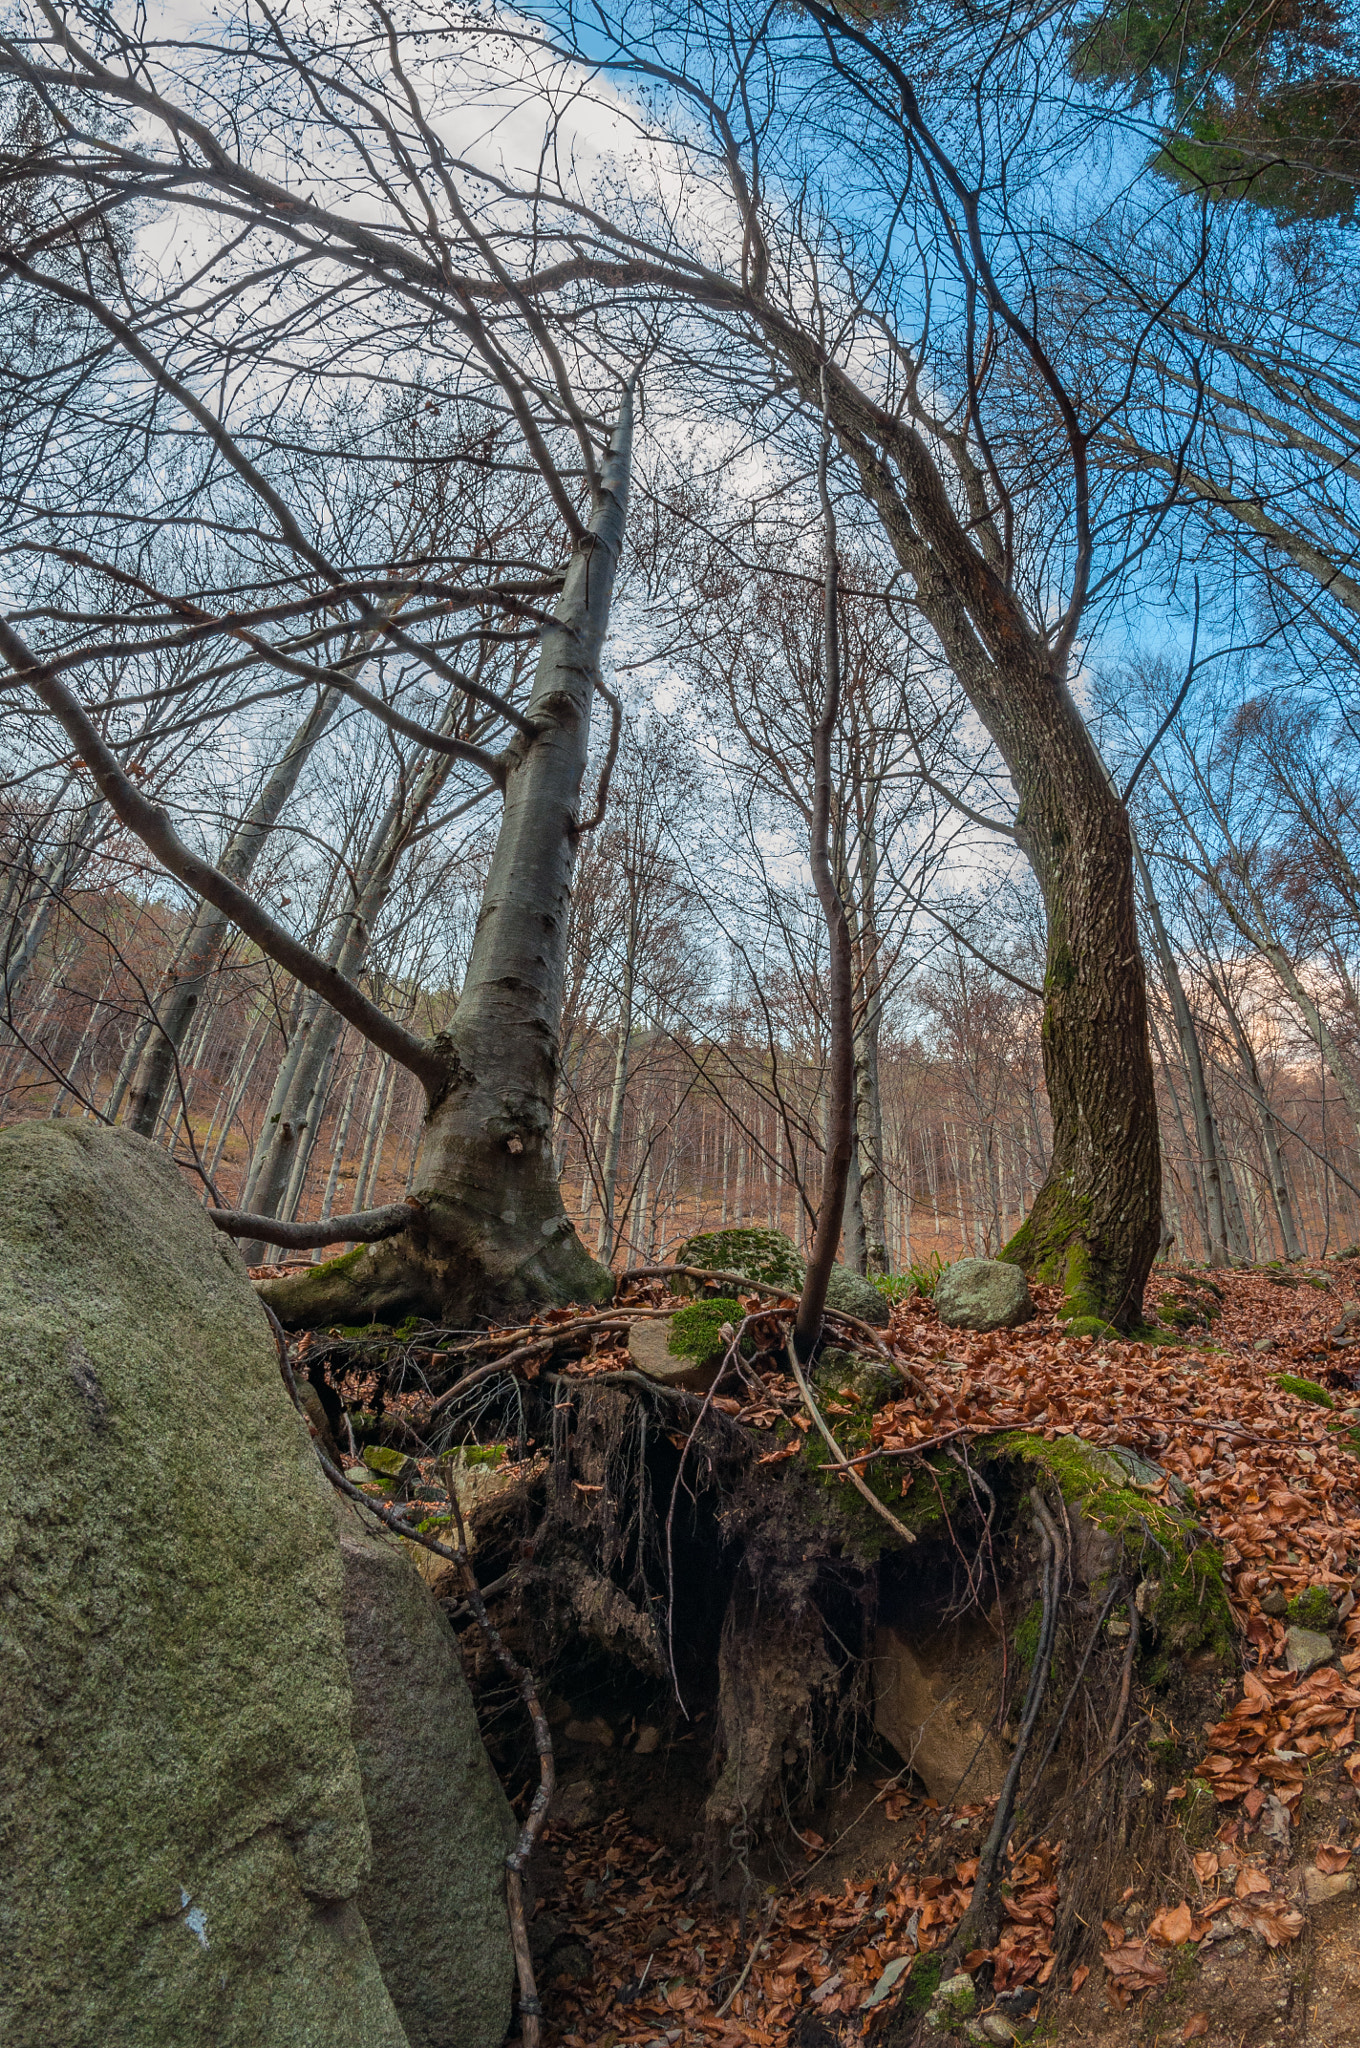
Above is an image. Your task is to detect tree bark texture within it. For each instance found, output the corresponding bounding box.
[261,391,634,1328]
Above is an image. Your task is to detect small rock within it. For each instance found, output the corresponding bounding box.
[982,2018,1028,2044]
[1303,1867,1357,1905]
[564,1715,614,1747]
[1284,1625,1334,1675]
[1261,1586,1289,1617]
[934,1258,1034,1332]
[825,1263,892,1327]
[932,1972,978,2020]
[1253,1335,1276,1353]
[633,1724,662,1756]
[361,1444,419,1485]
[1205,1916,1235,1941]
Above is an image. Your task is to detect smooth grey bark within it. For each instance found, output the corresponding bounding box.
[1133,837,1230,1265]
[262,389,634,1327]
[794,434,854,1359]
[1205,965,1305,1260]
[238,688,466,1262]
[1,795,108,1006]
[595,925,636,1261]
[119,681,346,1137]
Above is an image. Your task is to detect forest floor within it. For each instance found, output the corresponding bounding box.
[497,1256,1360,2048]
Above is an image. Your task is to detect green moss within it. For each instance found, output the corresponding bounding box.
[1287,1584,1337,1629]
[993,1433,1234,1669]
[1275,1374,1335,1409]
[673,1227,804,1292]
[1063,1315,1122,1341]
[894,1953,943,2020]
[667,1297,750,1365]
[795,1405,961,1556]
[1305,1273,1330,1290]
[1045,940,1076,994]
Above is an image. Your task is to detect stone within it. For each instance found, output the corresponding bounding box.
[873,1625,1008,1803]
[1261,1586,1290,1617]
[628,1316,720,1392]
[362,1445,419,1485]
[564,1715,615,1747]
[0,1120,408,2048]
[337,1501,516,2048]
[982,2018,1033,2045]
[1285,1625,1334,1675]
[933,1972,978,2020]
[633,1725,662,1755]
[933,1257,1034,1333]
[1303,1867,1356,1906]
[825,1263,892,1327]
[673,1226,804,1294]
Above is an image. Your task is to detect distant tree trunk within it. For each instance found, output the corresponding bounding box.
[595,925,636,1260]
[262,391,633,1327]
[794,432,855,1359]
[118,681,345,1135]
[1211,976,1303,1259]
[1132,840,1229,1265]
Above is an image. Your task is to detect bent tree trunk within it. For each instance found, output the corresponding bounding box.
[260,395,634,1329]
[997,692,1159,1328]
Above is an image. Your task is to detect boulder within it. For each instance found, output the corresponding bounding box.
[872,1624,1009,1803]
[825,1263,892,1327]
[934,1257,1034,1332]
[673,1226,804,1293]
[0,1120,408,2048]
[337,1504,516,2048]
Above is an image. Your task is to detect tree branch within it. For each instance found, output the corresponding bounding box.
[0,618,446,1093]
[208,1201,417,1249]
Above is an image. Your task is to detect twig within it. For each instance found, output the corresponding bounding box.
[943,1489,1063,1973]
[663,1318,751,1711]
[786,1336,918,1545]
[619,1262,798,1298]
[715,1898,776,2018]
[1023,1578,1125,1797]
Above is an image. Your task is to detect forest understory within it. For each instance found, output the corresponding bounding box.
[280,1253,1360,2048]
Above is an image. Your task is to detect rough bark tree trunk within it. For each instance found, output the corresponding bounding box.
[260,392,633,1327]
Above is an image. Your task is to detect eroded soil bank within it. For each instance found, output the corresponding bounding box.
[296,1255,1360,2048]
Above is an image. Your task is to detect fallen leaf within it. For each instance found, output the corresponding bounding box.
[1148,1901,1194,1945]
[1192,1851,1219,1885]
[1183,2015,1210,2041]
[1070,1964,1090,1994]
[1315,1844,1352,1875]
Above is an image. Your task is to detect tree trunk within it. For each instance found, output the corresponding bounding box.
[794,438,854,1360]
[260,389,633,1328]
[1132,839,1230,1265]
[992,708,1160,1327]
[119,683,344,1136]
[595,927,636,1260]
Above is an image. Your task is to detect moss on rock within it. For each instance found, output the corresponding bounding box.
[673,1226,804,1293]
[992,1431,1234,1671]
[1275,1374,1335,1409]
[0,1121,410,2048]
[667,1297,751,1366]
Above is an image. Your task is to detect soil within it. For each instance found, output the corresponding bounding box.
[301,1253,1360,2048]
